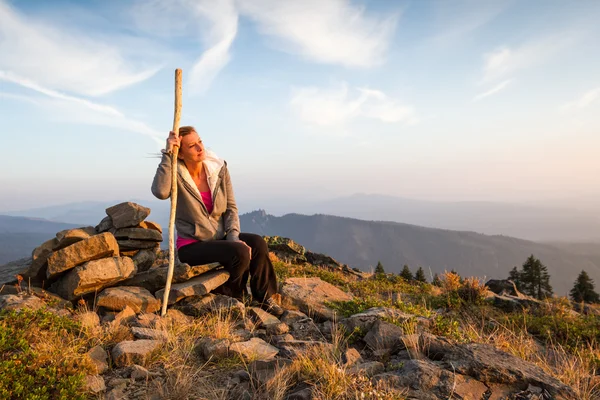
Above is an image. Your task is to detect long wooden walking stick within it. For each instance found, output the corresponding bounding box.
[161,68,182,317]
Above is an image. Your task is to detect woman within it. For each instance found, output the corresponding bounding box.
[151,126,282,316]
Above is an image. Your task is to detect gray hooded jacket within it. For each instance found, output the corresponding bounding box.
[151,150,240,242]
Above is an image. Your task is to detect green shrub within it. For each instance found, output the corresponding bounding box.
[0,308,90,400]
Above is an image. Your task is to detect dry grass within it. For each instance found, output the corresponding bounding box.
[460,311,600,400]
[246,326,405,400]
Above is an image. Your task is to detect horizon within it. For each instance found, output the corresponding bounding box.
[1,0,599,212]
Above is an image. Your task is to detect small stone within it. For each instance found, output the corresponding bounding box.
[195,337,230,360]
[138,221,162,233]
[130,364,150,380]
[54,227,96,251]
[110,306,137,327]
[132,249,157,272]
[84,375,106,393]
[111,340,162,367]
[105,387,126,400]
[266,322,290,335]
[86,345,109,374]
[281,310,310,325]
[134,313,161,328]
[96,216,113,233]
[155,271,230,305]
[348,361,385,377]
[114,228,162,242]
[269,333,294,345]
[229,338,279,361]
[232,370,250,381]
[231,329,253,342]
[106,202,151,229]
[117,240,158,250]
[132,327,168,341]
[97,286,161,313]
[287,387,314,400]
[342,348,363,367]
[248,306,280,327]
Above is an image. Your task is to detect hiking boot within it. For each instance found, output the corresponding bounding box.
[261,297,284,317]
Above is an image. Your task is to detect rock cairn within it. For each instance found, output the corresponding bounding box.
[14,201,229,313]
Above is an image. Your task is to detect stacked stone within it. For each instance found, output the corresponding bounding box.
[17,201,230,316]
[96,202,162,272]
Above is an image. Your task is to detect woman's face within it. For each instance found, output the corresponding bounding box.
[179,131,206,163]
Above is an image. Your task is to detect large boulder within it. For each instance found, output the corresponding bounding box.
[155,270,230,305]
[279,277,353,321]
[441,343,576,399]
[46,232,119,278]
[52,256,136,300]
[106,202,150,229]
[97,286,161,313]
[0,294,46,311]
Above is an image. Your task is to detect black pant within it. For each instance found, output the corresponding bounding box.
[177,233,278,303]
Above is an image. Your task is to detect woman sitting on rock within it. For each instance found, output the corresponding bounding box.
[151,126,282,316]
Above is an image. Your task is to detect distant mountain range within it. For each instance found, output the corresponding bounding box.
[239,210,600,296]
[4,194,599,242]
[0,215,78,265]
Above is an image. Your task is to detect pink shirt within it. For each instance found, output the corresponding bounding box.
[176,191,213,250]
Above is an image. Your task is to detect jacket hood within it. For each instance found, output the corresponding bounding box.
[177,149,225,197]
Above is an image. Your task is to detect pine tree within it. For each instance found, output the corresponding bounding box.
[520,255,553,299]
[415,267,427,283]
[508,266,522,291]
[570,270,600,303]
[374,261,385,275]
[432,273,442,287]
[400,265,413,281]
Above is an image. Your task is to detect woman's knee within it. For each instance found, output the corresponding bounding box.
[230,241,251,267]
[241,233,268,254]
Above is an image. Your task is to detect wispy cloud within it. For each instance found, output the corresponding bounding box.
[129,0,238,94]
[0,0,160,97]
[481,34,576,84]
[473,79,512,101]
[290,83,416,126]
[431,0,509,45]
[561,87,600,111]
[239,0,398,68]
[0,72,164,146]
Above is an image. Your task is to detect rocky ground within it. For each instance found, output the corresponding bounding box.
[1,202,599,400]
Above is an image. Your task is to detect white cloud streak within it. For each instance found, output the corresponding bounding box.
[238,0,398,67]
[561,87,600,111]
[0,0,160,97]
[0,73,164,146]
[481,34,576,84]
[473,79,512,101]
[129,0,238,94]
[290,83,416,126]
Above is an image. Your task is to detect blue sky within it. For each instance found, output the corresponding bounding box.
[0,0,599,213]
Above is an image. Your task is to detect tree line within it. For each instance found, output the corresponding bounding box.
[374,254,600,304]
